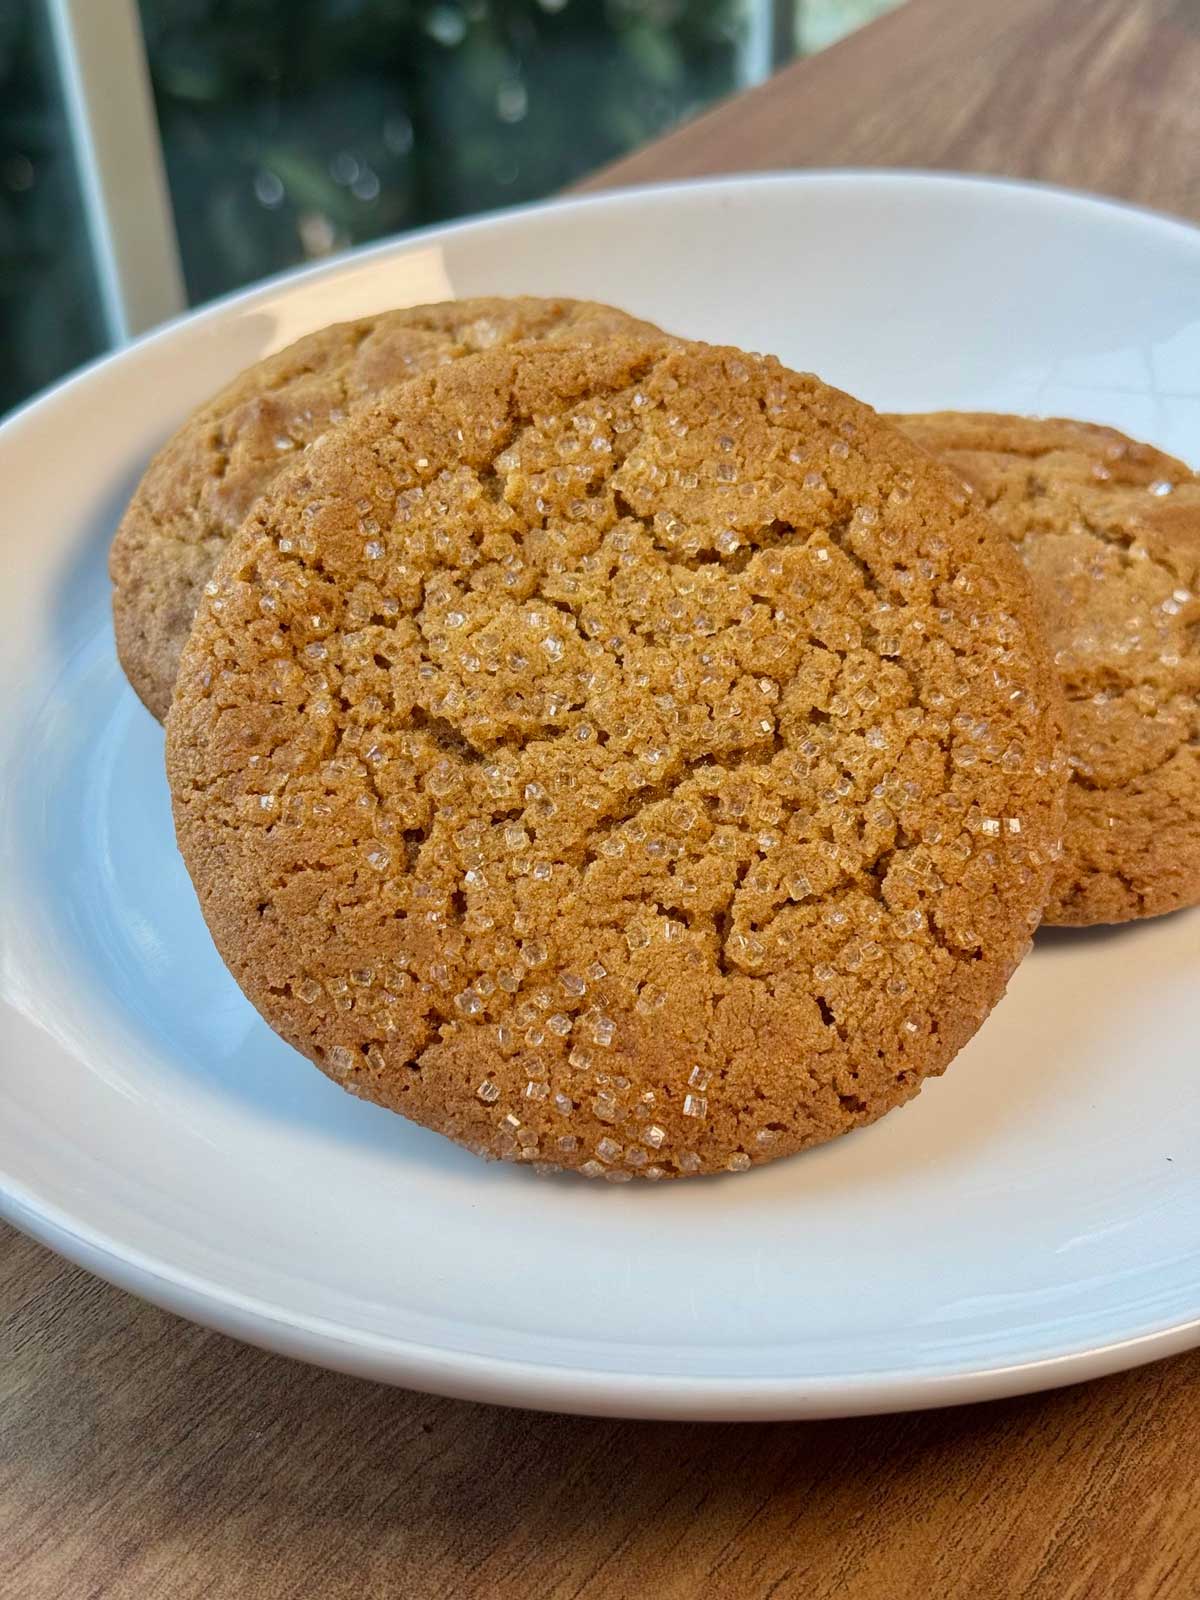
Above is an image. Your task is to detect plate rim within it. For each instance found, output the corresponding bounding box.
[4,166,1200,438]
[3,167,1200,1420]
[6,1177,1200,1420]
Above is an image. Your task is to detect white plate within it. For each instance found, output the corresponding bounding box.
[2,173,1199,1421]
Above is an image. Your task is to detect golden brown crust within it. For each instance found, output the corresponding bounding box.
[168,341,1066,1179]
[110,296,665,720]
[893,412,1200,925]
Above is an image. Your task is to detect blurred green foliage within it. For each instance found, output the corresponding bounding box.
[0,0,902,413]
[138,0,747,305]
[0,0,747,413]
[0,5,106,416]
[797,0,897,53]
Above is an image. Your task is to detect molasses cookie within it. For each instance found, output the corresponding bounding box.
[168,341,1066,1177]
[895,412,1200,924]
[111,296,664,719]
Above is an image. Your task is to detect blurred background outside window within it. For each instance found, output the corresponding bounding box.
[1,0,899,418]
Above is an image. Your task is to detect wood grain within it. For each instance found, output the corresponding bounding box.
[6,0,1200,1593]
[579,0,1200,226]
[2,1232,1199,1599]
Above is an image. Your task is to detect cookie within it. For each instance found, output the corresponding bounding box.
[167,340,1066,1179]
[110,296,665,720]
[893,412,1200,924]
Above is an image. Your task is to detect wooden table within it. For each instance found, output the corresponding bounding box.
[4,1,1199,1594]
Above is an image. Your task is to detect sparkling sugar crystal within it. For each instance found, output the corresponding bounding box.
[591,1015,616,1047]
[328,1045,355,1077]
[593,1091,619,1123]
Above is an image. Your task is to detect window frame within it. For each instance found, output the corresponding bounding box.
[45,0,184,341]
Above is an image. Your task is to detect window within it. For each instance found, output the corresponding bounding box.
[140,0,751,307]
[0,2,105,414]
[1,0,902,416]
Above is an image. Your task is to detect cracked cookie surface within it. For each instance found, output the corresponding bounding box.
[111,296,663,720]
[168,340,1066,1178]
[895,412,1200,925]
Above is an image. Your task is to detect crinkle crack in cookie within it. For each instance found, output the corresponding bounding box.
[894,412,1200,925]
[111,296,665,720]
[168,340,1066,1180]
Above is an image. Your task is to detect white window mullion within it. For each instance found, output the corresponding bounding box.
[741,0,795,86]
[46,0,186,344]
